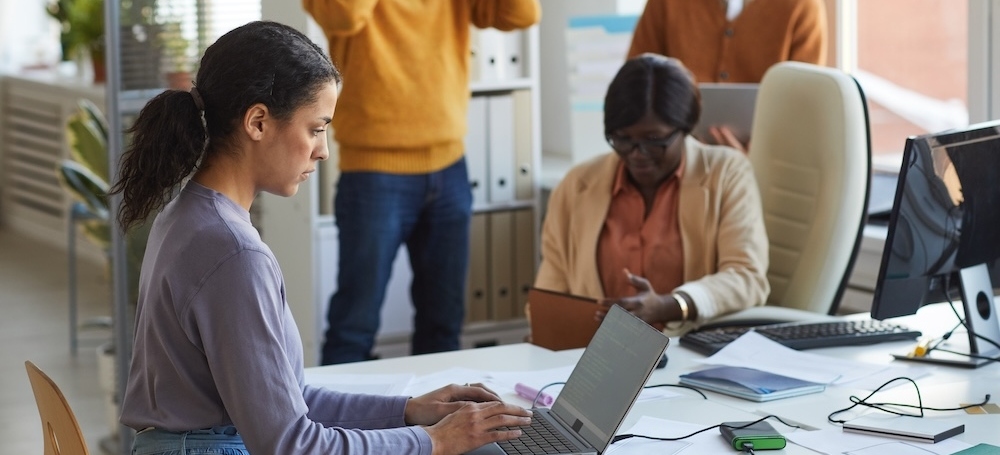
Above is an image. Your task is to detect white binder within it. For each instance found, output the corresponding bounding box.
[464,96,489,206]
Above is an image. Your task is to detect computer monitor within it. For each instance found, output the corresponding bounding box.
[871,120,1000,367]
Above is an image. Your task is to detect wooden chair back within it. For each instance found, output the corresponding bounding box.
[24,361,91,455]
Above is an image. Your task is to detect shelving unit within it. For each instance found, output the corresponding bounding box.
[256,8,542,366]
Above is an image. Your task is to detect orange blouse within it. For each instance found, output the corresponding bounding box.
[598,158,685,299]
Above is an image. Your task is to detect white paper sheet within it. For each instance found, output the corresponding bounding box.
[603,416,729,454]
[701,332,928,386]
[786,428,971,455]
[303,372,414,396]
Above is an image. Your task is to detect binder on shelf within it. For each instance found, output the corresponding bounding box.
[468,26,481,83]
[465,96,489,206]
[487,94,516,203]
[466,213,490,323]
[501,30,525,80]
[488,211,515,320]
[512,90,534,201]
[474,28,505,82]
[513,208,536,318]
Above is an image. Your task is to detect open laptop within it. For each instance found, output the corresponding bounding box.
[468,305,670,455]
[691,83,759,146]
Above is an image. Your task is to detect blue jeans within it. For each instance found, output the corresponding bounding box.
[322,158,473,364]
[132,426,247,455]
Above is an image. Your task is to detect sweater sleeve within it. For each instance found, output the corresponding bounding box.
[469,0,541,31]
[627,0,667,58]
[302,0,380,36]
[189,250,432,454]
[786,0,828,65]
[677,154,770,322]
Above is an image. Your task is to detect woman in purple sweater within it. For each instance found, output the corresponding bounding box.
[110,21,530,455]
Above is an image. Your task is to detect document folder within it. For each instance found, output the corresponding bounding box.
[528,288,600,351]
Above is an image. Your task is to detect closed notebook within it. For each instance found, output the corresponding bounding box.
[527,287,600,351]
[679,366,825,402]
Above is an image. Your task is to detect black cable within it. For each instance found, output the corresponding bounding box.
[611,414,800,444]
[827,376,991,424]
[643,383,708,399]
[921,278,1000,363]
[741,441,755,454]
[531,382,565,408]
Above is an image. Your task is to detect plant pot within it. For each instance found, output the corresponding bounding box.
[166,71,193,91]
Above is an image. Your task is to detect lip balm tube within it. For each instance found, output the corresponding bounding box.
[515,382,555,407]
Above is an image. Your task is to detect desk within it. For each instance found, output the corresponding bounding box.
[307,303,1000,453]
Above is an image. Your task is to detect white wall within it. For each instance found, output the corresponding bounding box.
[0,0,60,73]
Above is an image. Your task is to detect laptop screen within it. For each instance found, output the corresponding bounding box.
[550,305,670,452]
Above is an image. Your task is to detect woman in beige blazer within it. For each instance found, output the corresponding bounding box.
[534,54,769,331]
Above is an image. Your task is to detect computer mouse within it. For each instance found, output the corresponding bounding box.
[656,353,668,369]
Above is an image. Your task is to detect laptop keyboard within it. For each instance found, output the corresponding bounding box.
[680,319,922,355]
[498,416,576,454]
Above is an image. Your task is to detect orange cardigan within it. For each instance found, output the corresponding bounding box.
[303,0,541,173]
[628,0,827,83]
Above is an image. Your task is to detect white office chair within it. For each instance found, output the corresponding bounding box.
[711,61,872,325]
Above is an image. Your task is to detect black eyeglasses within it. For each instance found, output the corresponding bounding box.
[606,129,684,156]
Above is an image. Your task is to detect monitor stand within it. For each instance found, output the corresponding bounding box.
[893,264,1000,368]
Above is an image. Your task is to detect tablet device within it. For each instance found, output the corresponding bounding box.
[692,83,759,146]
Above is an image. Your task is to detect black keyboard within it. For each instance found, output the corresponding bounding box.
[680,319,922,355]
[497,415,577,455]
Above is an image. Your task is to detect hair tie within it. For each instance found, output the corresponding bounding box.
[189,87,205,111]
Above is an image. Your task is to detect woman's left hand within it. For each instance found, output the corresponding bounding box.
[404,383,503,426]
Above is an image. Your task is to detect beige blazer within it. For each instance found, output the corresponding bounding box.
[535,137,769,324]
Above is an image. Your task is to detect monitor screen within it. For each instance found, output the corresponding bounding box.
[871,120,1000,320]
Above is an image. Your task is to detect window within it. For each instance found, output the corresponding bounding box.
[847,0,970,169]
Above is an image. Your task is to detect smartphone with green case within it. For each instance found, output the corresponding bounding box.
[720,421,786,451]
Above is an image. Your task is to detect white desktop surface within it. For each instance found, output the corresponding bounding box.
[306,303,1000,453]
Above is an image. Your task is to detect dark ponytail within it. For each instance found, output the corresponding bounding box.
[110,20,341,231]
[111,89,206,231]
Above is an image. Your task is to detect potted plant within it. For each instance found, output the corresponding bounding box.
[56,99,151,440]
[160,21,194,90]
[46,0,106,82]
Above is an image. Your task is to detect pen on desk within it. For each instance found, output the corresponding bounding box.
[515,382,555,407]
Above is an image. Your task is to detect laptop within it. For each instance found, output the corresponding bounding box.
[691,83,759,146]
[468,305,670,455]
[527,288,601,351]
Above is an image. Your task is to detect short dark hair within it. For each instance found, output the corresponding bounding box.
[603,53,701,136]
[111,21,341,231]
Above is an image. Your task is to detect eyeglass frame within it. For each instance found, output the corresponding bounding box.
[605,128,685,157]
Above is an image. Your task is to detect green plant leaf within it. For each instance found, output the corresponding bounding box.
[57,159,109,218]
[66,103,109,183]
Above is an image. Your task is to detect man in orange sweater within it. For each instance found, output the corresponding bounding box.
[628,0,827,84]
[629,0,826,150]
[303,1,541,364]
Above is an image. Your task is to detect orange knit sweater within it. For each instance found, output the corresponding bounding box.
[303,0,541,174]
[628,0,827,84]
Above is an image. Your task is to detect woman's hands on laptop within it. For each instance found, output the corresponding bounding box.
[407,383,532,455]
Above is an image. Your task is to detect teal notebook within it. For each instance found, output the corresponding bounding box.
[955,444,1000,454]
[678,366,825,402]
